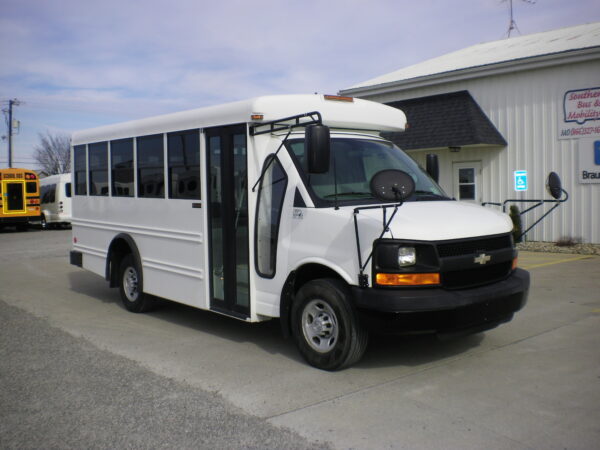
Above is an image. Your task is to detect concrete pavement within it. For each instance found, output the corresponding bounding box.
[1,228,599,449]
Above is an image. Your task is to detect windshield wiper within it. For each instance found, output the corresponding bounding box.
[323,192,374,199]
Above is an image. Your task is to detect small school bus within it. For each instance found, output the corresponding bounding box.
[40,173,72,229]
[0,168,40,230]
[70,95,529,370]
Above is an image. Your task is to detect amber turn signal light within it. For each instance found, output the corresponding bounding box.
[376,273,440,286]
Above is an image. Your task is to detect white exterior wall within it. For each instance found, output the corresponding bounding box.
[356,59,600,244]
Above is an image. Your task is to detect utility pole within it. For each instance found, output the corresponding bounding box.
[6,98,21,168]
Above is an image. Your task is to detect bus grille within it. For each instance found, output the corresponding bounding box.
[436,234,514,289]
[442,262,513,289]
[437,234,512,258]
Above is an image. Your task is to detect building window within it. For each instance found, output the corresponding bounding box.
[255,155,287,278]
[74,145,87,195]
[167,129,200,199]
[137,134,164,198]
[89,142,109,196]
[458,168,476,200]
[453,161,481,202]
[111,138,134,197]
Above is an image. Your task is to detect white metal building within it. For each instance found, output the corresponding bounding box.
[341,22,600,244]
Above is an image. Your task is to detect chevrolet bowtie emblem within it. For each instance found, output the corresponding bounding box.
[474,253,491,265]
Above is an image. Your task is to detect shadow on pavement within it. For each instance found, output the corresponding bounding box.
[68,270,487,370]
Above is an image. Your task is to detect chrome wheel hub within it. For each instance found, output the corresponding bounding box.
[123,267,139,302]
[302,300,339,353]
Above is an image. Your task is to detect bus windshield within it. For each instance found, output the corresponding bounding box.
[286,137,449,204]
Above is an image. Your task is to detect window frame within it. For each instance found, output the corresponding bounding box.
[88,141,109,196]
[73,145,87,196]
[254,154,288,279]
[110,138,134,198]
[167,129,201,200]
[136,134,165,199]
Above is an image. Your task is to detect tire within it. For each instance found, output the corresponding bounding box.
[118,254,155,313]
[291,278,368,371]
[40,215,47,230]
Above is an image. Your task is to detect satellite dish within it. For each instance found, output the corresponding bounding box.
[370,170,415,202]
[546,172,562,200]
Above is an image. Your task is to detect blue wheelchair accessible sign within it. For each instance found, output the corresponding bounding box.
[514,170,528,192]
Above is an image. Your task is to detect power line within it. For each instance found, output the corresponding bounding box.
[1,98,22,168]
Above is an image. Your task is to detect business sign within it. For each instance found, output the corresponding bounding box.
[559,87,600,140]
[578,138,600,184]
[514,170,528,191]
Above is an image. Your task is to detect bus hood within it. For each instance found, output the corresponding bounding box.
[356,201,513,242]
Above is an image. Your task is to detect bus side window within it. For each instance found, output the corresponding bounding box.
[111,138,134,197]
[49,184,56,203]
[89,142,109,196]
[65,183,72,198]
[167,129,200,200]
[137,134,164,198]
[41,185,49,204]
[74,145,87,195]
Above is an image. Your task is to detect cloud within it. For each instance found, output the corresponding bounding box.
[2,0,600,167]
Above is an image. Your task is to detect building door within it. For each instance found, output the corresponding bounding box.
[206,125,250,319]
[452,161,482,203]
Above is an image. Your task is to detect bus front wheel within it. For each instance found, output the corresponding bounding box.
[118,254,155,313]
[291,278,368,371]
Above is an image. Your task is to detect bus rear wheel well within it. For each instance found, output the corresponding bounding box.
[106,234,141,288]
[280,263,347,339]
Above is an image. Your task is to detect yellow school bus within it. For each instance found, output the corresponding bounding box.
[0,168,41,230]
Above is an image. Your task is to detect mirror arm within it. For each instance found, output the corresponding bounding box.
[489,188,570,241]
[353,203,402,287]
[251,127,292,192]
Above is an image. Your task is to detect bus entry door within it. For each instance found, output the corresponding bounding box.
[205,125,250,319]
[2,181,26,214]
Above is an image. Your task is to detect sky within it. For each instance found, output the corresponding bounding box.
[2,0,600,169]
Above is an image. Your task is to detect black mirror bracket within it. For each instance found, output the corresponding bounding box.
[353,203,403,288]
[482,172,569,241]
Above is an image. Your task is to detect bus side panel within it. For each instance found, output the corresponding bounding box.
[72,196,208,310]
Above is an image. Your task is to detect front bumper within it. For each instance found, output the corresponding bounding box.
[351,268,530,335]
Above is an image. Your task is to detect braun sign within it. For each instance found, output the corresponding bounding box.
[578,138,600,184]
[559,87,600,140]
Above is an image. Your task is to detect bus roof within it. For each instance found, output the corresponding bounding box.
[71,95,406,145]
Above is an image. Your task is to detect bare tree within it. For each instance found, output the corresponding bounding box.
[34,131,71,174]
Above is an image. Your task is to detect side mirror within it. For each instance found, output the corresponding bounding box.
[426,154,439,183]
[306,124,330,174]
[547,172,563,200]
[370,169,416,202]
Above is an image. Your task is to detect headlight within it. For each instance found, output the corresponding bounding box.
[398,246,416,267]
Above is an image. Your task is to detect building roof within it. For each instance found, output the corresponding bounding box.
[343,22,600,94]
[382,91,507,150]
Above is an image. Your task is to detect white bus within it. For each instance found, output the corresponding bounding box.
[40,173,72,229]
[70,94,529,370]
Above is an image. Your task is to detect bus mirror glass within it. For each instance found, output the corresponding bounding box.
[306,124,330,174]
[370,169,415,202]
[426,154,439,183]
[546,172,562,199]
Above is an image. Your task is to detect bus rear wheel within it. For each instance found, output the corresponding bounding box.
[291,278,368,371]
[118,254,155,313]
